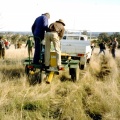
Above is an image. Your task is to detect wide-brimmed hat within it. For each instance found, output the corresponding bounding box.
[56,19,65,26]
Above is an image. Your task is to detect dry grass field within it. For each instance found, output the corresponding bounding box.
[0,44,120,120]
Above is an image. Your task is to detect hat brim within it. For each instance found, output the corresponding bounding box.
[56,21,65,26]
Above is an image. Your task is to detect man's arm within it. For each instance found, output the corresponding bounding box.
[25,40,28,47]
[59,28,65,40]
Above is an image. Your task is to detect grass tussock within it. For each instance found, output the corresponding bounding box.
[0,47,120,120]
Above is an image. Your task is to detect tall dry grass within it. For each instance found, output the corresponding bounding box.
[0,46,120,120]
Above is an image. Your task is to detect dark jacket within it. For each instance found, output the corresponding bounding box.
[49,22,65,40]
[99,43,106,49]
[32,15,49,40]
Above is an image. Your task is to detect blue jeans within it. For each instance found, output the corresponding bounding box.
[33,37,42,64]
[98,49,105,55]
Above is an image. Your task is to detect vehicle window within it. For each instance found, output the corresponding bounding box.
[67,36,79,40]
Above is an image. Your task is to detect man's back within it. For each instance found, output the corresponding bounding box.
[32,14,49,40]
[49,22,65,40]
[32,16,44,35]
[26,39,34,48]
[99,43,105,49]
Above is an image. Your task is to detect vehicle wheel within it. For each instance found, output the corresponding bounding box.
[28,74,36,85]
[87,58,90,63]
[25,65,29,75]
[69,66,79,82]
[27,70,44,85]
[80,64,84,70]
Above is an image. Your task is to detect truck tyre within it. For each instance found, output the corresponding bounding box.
[80,65,84,70]
[69,66,79,82]
[27,70,44,85]
[25,65,29,75]
[87,58,90,63]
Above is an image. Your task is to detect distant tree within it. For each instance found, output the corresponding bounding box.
[113,32,119,37]
[11,34,20,44]
[82,30,88,35]
[19,35,29,42]
[98,32,109,43]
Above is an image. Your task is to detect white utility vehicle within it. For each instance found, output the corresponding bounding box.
[61,30,92,70]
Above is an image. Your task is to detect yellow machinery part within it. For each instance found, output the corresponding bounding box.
[46,71,54,84]
[29,70,34,75]
[50,52,57,67]
[61,53,70,56]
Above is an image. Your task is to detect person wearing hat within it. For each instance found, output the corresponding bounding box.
[44,19,65,71]
[31,13,50,64]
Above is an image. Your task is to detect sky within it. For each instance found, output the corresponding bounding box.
[0,0,120,32]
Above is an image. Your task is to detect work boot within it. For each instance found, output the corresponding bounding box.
[45,66,49,73]
[57,65,64,71]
